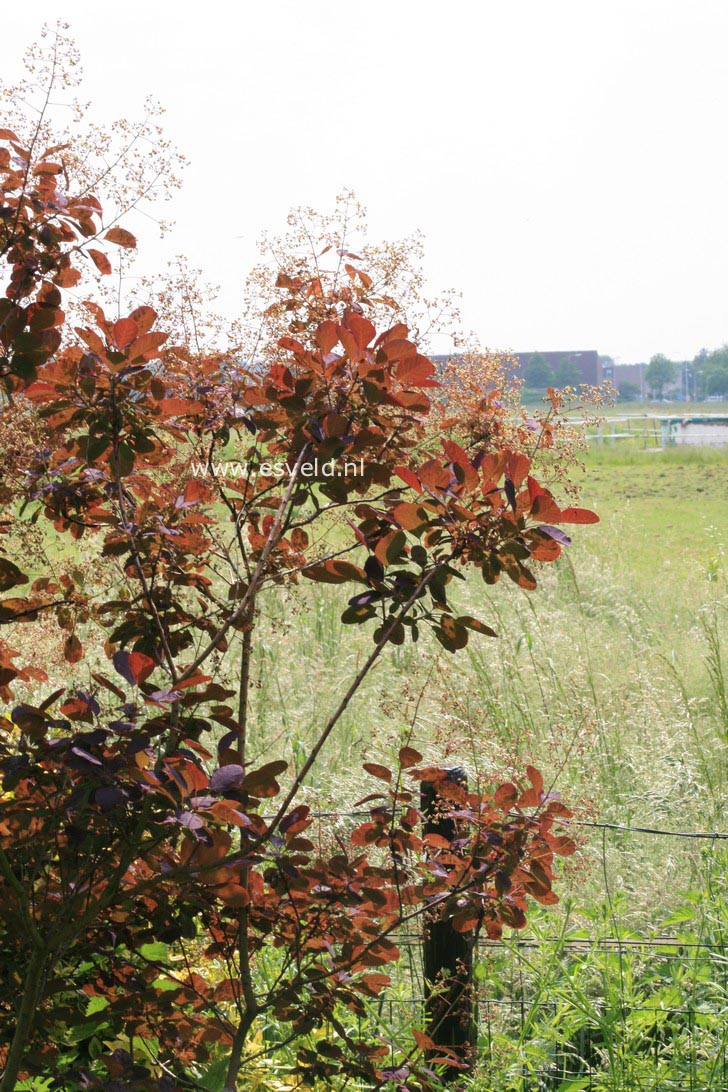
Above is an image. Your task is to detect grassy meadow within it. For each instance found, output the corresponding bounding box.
[236,440,728,1088]
[251,442,728,883]
[6,438,728,1088]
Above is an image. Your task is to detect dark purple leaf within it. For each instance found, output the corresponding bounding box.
[108,719,135,733]
[126,734,151,755]
[75,728,108,747]
[70,746,103,767]
[76,691,100,716]
[217,729,238,756]
[538,525,572,546]
[380,1068,409,1081]
[95,786,126,811]
[147,688,183,705]
[163,764,190,794]
[364,555,385,582]
[190,795,216,808]
[280,805,310,832]
[348,591,381,607]
[210,764,245,793]
[112,650,134,686]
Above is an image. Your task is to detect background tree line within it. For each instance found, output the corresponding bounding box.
[522,349,728,401]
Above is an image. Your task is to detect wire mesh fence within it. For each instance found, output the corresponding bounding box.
[300,805,728,1089]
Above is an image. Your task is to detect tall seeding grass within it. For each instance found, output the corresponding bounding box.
[235,447,728,1088]
[253,450,727,898]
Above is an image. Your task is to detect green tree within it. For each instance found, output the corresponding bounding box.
[698,346,728,398]
[645,353,677,399]
[523,352,554,389]
[618,381,641,402]
[554,356,582,387]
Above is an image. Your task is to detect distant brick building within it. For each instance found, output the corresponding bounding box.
[433,350,602,386]
[611,362,687,400]
[433,351,691,399]
[514,350,601,385]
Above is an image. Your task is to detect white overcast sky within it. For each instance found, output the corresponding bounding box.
[6,1,728,362]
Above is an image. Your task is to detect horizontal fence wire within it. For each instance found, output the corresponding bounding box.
[269,806,728,841]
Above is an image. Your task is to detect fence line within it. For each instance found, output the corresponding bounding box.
[298,804,728,1087]
[273,806,728,842]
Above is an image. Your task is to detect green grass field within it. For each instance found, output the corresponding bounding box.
[580,444,726,581]
[243,442,728,1087]
[249,444,728,910]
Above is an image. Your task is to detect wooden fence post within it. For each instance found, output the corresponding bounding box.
[421,766,476,1079]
